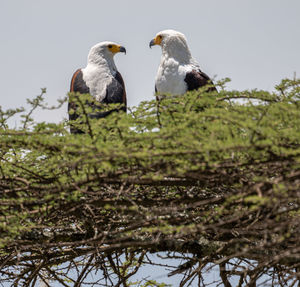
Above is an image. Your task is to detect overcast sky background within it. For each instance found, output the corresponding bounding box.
[1,0,300,125]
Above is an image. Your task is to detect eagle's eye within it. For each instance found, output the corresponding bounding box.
[108,45,113,49]
[158,35,162,39]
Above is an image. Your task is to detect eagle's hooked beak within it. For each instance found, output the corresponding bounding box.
[149,39,155,48]
[149,35,162,48]
[119,46,126,54]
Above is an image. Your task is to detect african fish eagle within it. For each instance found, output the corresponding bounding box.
[69,41,127,134]
[149,30,217,97]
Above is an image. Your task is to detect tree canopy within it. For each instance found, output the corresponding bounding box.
[0,79,299,286]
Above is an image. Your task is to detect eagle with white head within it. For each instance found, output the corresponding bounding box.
[69,41,126,134]
[149,30,216,97]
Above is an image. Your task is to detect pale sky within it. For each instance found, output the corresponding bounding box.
[1,0,300,124]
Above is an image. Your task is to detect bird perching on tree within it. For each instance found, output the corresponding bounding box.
[69,42,127,134]
[149,30,217,98]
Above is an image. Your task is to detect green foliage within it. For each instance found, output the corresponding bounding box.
[0,78,299,285]
[0,79,299,238]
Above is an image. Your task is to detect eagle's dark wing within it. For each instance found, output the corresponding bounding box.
[184,69,217,92]
[116,71,127,109]
[69,69,127,132]
[105,71,126,110]
[69,69,90,134]
[70,69,90,94]
[91,71,127,119]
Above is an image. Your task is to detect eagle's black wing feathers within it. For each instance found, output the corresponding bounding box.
[70,69,90,94]
[184,69,217,92]
[69,69,127,132]
[104,73,126,105]
[91,71,127,119]
[115,71,127,110]
[68,69,90,134]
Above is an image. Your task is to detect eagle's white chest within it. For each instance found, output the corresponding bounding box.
[155,58,189,95]
[82,64,115,102]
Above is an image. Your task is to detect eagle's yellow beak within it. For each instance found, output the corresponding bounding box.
[108,45,126,54]
[149,35,162,48]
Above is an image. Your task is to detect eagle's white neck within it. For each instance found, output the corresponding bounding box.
[82,55,117,102]
[161,38,192,65]
[87,54,117,75]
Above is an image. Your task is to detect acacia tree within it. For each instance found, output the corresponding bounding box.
[0,79,299,286]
